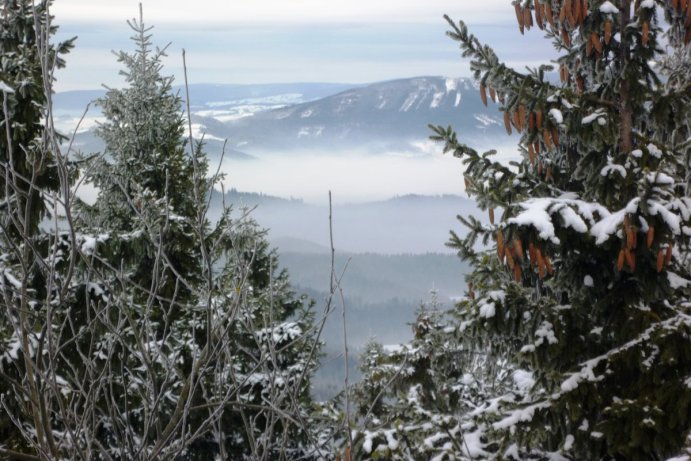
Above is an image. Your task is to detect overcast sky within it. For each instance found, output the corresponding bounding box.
[52,0,511,25]
[51,1,557,91]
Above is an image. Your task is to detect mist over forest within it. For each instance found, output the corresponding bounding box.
[54,79,500,402]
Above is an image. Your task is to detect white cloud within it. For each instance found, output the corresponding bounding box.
[50,2,556,91]
[52,0,511,25]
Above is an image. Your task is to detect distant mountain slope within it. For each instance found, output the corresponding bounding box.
[211,76,507,151]
[55,82,360,158]
[57,77,510,157]
[271,237,331,254]
[54,82,358,113]
[279,251,468,304]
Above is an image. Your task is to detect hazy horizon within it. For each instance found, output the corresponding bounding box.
[51,1,558,92]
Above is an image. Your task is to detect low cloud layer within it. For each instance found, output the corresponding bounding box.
[217,143,519,204]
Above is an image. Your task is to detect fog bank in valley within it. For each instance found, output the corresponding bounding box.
[216,141,520,205]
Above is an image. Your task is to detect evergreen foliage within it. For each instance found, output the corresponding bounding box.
[73,10,322,459]
[350,293,510,459]
[204,218,320,459]
[0,0,74,236]
[350,1,691,459]
[1,5,322,459]
[69,13,214,456]
[0,0,74,455]
[81,12,201,305]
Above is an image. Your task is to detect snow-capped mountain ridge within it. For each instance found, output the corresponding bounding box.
[199,76,508,151]
[57,77,510,156]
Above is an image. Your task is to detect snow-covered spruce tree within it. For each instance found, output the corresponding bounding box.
[0,3,323,459]
[0,0,76,457]
[347,292,513,459]
[202,216,321,460]
[71,9,322,460]
[82,11,201,307]
[69,12,207,456]
[425,1,690,459]
[0,0,74,236]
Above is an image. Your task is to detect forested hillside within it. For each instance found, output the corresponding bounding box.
[56,76,508,157]
[279,252,467,303]
[282,252,469,400]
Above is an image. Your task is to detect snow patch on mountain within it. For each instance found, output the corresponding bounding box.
[185,123,225,142]
[400,92,420,112]
[196,108,258,122]
[336,94,359,113]
[297,126,324,138]
[197,93,308,123]
[474,114,500,127]
[205,93,304,108]
[377,95,387,109]
[430,91,445,109]
[273,110,292,120]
